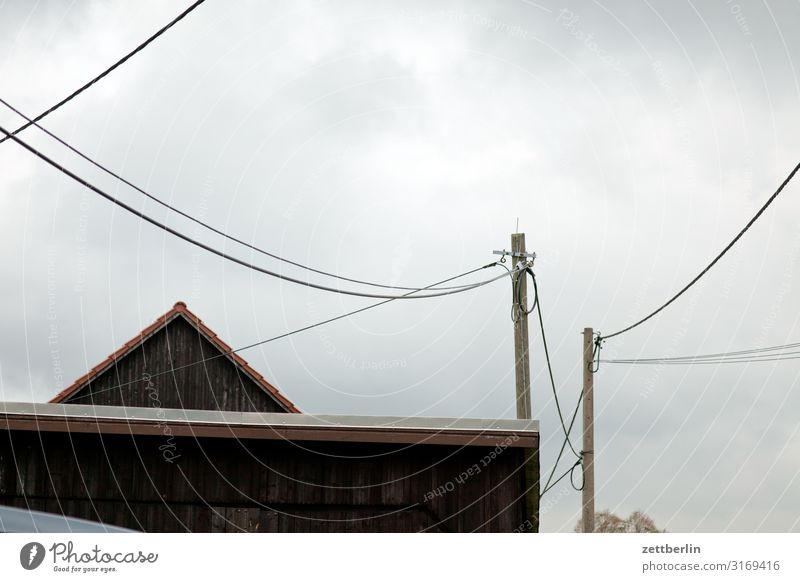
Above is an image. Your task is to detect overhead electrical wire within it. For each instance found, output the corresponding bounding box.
[0,0,208,146]
[603,339,800,365]
[606,341,800,362]
[67,260,520,402]
[601,159,800,341]
[509,261,537,322]
[540,375,584,496]
[507,265,583,496]
[530,268,581,460]
[604,353,800,365]
[541,456,583,497]
[606,355,800,365]
[605,340,800,362]
[0,124,512,300]
[0,97,474,294]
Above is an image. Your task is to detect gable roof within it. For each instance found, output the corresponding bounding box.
[49,301,299,413]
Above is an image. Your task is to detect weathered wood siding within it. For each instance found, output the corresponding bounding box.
[63,317,288,413]
[0,429,535,533]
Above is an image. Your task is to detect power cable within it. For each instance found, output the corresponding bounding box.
[604,340,800,364]
[540,334,602,496]
[530,268,581,459]
[0,96,473,294]
[0,124,513,300]
[602,159,800,341]
[603,352,800,366]
[541,458,583,497]
[67,261,519,402]
[541,388,583,496]
[525,267,585,497]
[0,0,208,145]
[510,262,537,322]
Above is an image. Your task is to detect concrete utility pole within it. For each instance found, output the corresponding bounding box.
[511,233,532,420]
[582,327,595,533]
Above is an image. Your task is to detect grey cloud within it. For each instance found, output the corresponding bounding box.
[1,0,799,532]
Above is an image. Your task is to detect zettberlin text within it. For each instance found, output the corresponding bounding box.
[642,544,700,554]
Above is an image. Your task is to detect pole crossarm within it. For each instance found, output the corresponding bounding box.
[493,249,537,261]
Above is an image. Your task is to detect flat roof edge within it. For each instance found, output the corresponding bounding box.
[0,402,539,448]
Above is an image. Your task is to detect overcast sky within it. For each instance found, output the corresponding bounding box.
[1,0,799,533]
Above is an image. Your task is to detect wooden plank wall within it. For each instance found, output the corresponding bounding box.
[63,317,288,413]
[0,429,535,533]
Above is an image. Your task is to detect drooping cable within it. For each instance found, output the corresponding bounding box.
[603,352,800,365]
[531,268,581,459]
[540,333,602,496]
[0,0,209,145]
[67,261,520,402]
[603,340,800,364]
[541,387,584,496]
[520,267,584,497]
[0,96,473,293]
[541,457,583,497]
[602,159,800,341]
[0,124,514,300]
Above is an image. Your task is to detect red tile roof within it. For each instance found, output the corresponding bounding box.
[49,301,299,413]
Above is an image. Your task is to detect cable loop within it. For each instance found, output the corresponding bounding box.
[570,458,585,492]
[510,263,536,322]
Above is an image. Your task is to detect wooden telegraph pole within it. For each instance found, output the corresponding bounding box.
[582,327,595,533]
[511,233,532,420]
[494,233,536,418]
[495,233,537,530]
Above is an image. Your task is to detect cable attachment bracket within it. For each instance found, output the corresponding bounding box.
[493,249,537,266]
[591,332,604,372]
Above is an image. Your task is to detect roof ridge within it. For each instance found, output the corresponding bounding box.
[49,302,299,412]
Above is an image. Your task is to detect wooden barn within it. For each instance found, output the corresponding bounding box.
[48,301,298,413]
[0,302,540,532]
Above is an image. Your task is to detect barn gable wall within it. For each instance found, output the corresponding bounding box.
[62,316,288,413]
